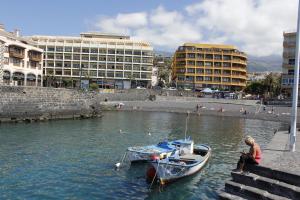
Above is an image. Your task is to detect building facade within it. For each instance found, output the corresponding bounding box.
[28,33,153,89]
[281,32,299,97]
[172,43,247,91]
[0,26,43,86]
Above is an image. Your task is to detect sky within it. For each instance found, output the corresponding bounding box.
[0,0,298,56]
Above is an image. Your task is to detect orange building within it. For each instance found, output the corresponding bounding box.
[172,43,247,91]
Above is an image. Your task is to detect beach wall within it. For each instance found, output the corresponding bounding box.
[0,86,150,122]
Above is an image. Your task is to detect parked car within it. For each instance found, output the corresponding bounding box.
[136,86,146,89]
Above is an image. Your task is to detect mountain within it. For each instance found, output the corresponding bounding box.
[247,55,282,72]
[154,50,173,57]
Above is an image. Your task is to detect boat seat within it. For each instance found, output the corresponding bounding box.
[180,154,203,161]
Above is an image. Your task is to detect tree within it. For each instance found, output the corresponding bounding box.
[262,73,281,98]
[244,81,265,95]
[245,73,281,98]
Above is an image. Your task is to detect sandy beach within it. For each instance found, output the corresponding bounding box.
[101,98,300,124]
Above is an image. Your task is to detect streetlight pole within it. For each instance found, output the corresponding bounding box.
[290,0,300,152]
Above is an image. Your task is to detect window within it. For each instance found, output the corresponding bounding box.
[116,49,124,54]
[98,71,106,77]
[81,55,89,60]
[73,62,80,68]
[205,54,213,59]
[47,46,55,51]
[187,68,195,73]
[214,55,222,60]
[133,72,140,78]
[108,49,115,54]
[133,57,141,63]
[82,48,89,53]
[64,47,72,52]
[124,64,132,70]
[187,53,195,58]
[205,69,212,74]
[196,76,203,81]
[223,55,231,60]
[133,65,140,71]
[125,50,132,55]
[73,47,81,53]
[90,56,98,61]
[90,63,97,69]
[56,54,63,60]
[186,76,194,81]
[187,60,195,66]
[125,57,132,62]
[196,69,204,74]
[288,70,294,75]
[47,54,54,59]
[196,61,204,66]
[56,46,63,52]
[107,56,115,62]
[215,62,221,67]
[64,62,71,68]
[204,76,212,81]
[73,55,80,60]
[99,64,106,69]
[223,62,230,67]
[99,56,106,61]
[99,48,106,54]
[107,64,115,70]
[116,64,123,70]
[133,50,141,55]
[205,62,212,67]
[90,71,97,77]
[289,59,295,65]
[91,48,98,54]
[64,54,72,60]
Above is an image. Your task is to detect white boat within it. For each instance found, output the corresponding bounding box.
[127,139,193,163]
[149,140,211,185]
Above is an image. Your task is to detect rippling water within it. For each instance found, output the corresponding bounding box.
[0,111,286,199]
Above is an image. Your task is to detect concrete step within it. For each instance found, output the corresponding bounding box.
[245,165,300,187]
[225,180,290,200]
[218,190,247,200]
[232,171,300,200]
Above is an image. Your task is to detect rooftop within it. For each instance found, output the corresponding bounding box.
[183,43,237,49]
[80,32,130,40]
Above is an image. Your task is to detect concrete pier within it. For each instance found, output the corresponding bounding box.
[219,131,300,199]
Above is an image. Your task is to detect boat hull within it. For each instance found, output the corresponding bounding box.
[151,145,211,184]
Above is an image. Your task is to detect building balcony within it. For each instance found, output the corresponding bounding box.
[28,50,42,62]
[9,45,25,59]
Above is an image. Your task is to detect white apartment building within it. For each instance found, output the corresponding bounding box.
[0,25,43,86]
[281,31,300,97]
[28,32,153,89]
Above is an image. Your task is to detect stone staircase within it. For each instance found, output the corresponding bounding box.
[218,165,300,200]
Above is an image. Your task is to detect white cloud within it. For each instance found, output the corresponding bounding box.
[186,0,297,56]
[93,0,298,56]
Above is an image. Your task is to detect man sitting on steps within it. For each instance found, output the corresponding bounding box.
[233,136,262,173]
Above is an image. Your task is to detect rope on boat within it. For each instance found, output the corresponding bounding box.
[119,151,127,168]
[149,161,160,191]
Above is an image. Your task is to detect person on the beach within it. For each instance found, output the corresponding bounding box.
[234,136,262,172]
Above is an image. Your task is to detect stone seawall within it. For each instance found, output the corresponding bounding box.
[0,86,151,122]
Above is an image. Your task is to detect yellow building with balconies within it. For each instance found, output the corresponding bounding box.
[172,43,247,91]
